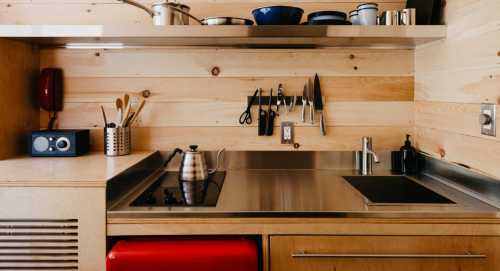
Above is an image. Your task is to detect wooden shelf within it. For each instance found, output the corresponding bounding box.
[0,25,447,48]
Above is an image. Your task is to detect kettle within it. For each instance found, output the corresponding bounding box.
[179,145,225,182]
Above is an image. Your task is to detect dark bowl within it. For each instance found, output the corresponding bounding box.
[252,6,304,25]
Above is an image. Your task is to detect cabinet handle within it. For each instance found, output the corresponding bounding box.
[292,252,487,259]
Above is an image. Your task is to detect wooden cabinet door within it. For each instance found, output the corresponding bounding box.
[0,187,105,271]
[270,235,500,271]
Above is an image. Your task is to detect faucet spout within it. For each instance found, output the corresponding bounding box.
[360,137,379,175]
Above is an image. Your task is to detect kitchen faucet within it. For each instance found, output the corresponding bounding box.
[360,137,380,175]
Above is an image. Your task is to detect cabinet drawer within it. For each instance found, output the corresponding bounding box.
[270,235,500,271]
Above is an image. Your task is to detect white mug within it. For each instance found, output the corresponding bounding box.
[358,7,378,25]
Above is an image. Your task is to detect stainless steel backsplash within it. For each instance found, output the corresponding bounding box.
[161,151,392,171]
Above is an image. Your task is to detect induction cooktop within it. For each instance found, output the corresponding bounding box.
[131,171,226,207]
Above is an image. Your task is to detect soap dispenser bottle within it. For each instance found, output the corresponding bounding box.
[400,134,418,174]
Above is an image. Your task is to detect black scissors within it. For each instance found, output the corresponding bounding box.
[239,89,259,125]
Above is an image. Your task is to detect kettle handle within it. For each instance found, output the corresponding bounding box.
[208,148,225,175]
[163,148,182,168]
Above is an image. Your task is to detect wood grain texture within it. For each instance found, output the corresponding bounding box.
[85,126,411,151]
[0,187,106,271]
[415,127,500,179]
[414,0,500,178]
[270,235,500,271]
[61,76,414,102]
[39,46,414,151]
[0,151,155,187]
[0,39,39,160]
[40,48,414,77]
[415,101,500,141]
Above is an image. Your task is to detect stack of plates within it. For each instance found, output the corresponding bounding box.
[305,11,352,25]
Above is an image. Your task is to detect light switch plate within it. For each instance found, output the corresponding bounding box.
[281,121,294,144]
[480,103,496,137]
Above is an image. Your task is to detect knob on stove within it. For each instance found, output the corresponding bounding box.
[164,189,178,205]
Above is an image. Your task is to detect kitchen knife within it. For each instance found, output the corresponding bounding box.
[301,84,307,123]
[308,77,315,124]
[258,88,267,136]
[266,88,276,136]
[314,73,326,136]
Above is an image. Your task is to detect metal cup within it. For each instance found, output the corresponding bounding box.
[399,8,416,25]
[104,127,131,156]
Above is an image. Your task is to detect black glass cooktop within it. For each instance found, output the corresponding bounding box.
[131,171,225,207]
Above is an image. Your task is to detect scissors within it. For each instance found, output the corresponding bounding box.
[239,89,259,125]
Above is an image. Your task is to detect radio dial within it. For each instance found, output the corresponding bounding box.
[56,137,71,152]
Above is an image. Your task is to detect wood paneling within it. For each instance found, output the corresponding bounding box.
[0,1,413,152]
[40,46,414,151]
[0,39,39,160]
[40,48,414,77]
[414,0,500,178]
[415,127,500,178]
[86,126,411,151]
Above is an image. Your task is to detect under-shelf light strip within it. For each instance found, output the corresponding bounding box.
[65,43,125,49]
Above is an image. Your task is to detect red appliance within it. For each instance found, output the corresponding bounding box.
[106,238,258,271]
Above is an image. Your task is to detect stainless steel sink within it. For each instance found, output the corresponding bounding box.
[344,176,455,204]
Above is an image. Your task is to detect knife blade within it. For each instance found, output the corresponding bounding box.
[308,77,315,124]
[301,84,307,123]
[314,73,326,136]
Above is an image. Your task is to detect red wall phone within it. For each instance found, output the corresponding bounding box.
[38,68,63,129]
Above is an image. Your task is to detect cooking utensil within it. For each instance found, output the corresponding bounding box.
[115,98,123,124]
[101,105,108,127]
[119,0,201,26]
[240,89,258,125]
[266,88,276,136]
[314,74,326,136]
[201,17,254,25]
[349,10,360,25]
[128,98,146,127]
[358,6,378,25]
[277,84,286,113]
[308,78,315,124]
[121,101,132,127]
[174,145,225,181]
[252,6,304,25]
[301,85,307,123]
[258,88,267,136]
[308,11,347,22]
[123,94,130,110]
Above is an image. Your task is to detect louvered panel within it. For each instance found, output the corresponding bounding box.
[0,220,78,270]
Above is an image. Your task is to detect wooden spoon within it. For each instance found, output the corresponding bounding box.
[128,98,146,127]
[115,98,123,124]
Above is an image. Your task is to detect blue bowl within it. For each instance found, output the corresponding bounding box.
[252,6,304,25]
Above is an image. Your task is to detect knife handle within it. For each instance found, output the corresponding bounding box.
[266,110,276,136]
[309,103,315,124]
[258,109,267,136]
[320,112,326,136]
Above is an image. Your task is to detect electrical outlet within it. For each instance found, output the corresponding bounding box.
[480,103,496,137]
[281,122,294,144]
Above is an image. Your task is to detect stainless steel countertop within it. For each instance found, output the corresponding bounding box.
[108,169,500,219]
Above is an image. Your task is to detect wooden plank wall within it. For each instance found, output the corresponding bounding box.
[414,0,500,178]
[0,39,39,160]
[0,0,413,152]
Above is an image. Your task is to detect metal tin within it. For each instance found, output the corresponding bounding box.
[104,127,131,156]
[399,8,416,25]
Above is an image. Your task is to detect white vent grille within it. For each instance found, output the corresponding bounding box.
[0,219,78,270]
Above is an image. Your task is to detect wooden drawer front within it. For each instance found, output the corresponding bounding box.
[270,236,500,271]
